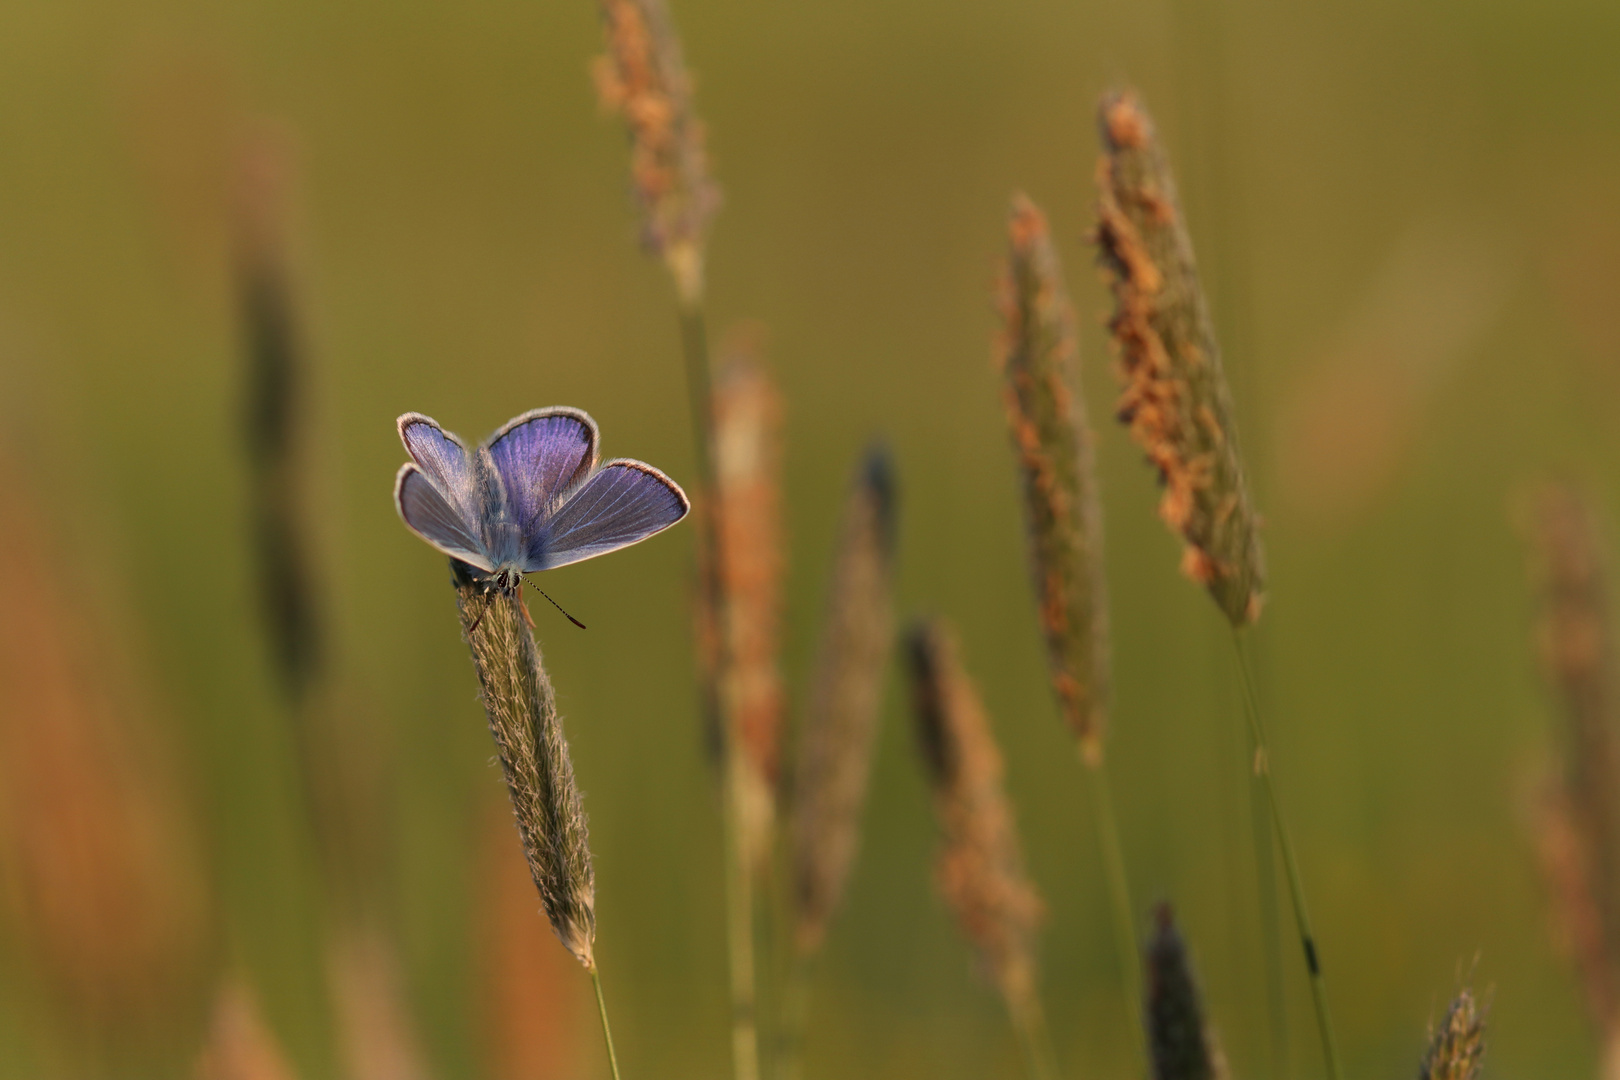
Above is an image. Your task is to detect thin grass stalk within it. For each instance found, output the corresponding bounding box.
[593,11,753,1079]
[906,619,1058,1080]
[1525,483,1620,1062]
[1251,759,1288,1080]
[997,192,1142,1069]
[1144,906,1225,1080]
[1232,635,1341,1080]
[451,563,621,1078]
[1417,989,1486,1080]
[782,447,898,1080]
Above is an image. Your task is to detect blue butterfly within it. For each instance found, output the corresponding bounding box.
[394,408,690,615]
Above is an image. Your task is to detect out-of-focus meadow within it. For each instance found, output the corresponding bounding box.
[1,0,1618,1077]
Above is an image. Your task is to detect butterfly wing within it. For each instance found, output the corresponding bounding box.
[394,464,495,571]
[396,412,494,569]
[398,412,480,519]
[484,407,600,534]
[524,459,689,571]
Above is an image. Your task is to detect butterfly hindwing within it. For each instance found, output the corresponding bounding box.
[395,464,495,571]
[525,459,690,572]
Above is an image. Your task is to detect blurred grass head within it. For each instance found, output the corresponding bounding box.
[997,191,1110,760]
[1093,89,1265,627]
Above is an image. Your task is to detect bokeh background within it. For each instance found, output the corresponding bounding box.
[2,0,1618,1077]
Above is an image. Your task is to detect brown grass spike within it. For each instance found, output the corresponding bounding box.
[1526,482,1620,1053]
[906,619,1054,1080]
[1144,905,1226,1080]
[594,0,721,306]
[710,344,787,875]
[790,446,899,956]
[1093,89,1265,626]
[998,192,1111,761]
[1416,989,1486,1080]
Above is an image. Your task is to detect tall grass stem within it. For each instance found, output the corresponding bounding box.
[1080,758,1145,1072]
[724,752,762,1080]
[1251,754,1289,1080]
[1231,631,1342,1080]
[589,964,624,1080]
[1011,991,1061,1080]
[680,292,761,1080]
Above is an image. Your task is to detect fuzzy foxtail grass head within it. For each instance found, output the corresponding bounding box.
[1093,89,1265,627]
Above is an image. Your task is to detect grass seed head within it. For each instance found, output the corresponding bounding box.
[906,618,1044,1013]
[790,446,898,955]
[711,346,787,874]
[1092,89,1265,626]
[998,192,1111,760]
[1525,482,1620,1031]
[1145,905,1225,1080]
[455,565,596,966]
[1417,989,1486,1080]
[594,0,721,304]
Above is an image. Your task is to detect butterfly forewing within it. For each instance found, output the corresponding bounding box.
[485,407,599,532]
[399,413,479,523]
[395,464,496,571]
[525,460,689,571]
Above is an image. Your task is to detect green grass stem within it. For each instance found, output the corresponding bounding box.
[590,963,624,1080]
[1231,631,1343,1080]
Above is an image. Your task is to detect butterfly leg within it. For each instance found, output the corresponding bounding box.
[519,592,536,629]
[467,589,493,634]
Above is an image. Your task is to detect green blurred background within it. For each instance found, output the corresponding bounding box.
[1,0,1618,1076]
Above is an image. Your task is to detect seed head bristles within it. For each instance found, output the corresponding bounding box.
[710,347,787,874]
[1145,905,1226,1080]
[998,192,1111,762]
[1417,989,1487,1080]
[594,0,721,306]
[1526,483,1620,1034]
[906,618,1044,1016]
[1093,89,1265,626]
[453,561,595,966]
[790,446,898,955]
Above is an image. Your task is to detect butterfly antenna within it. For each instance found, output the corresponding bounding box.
[526,578,587,630]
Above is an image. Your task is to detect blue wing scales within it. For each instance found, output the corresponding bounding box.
[525,460,689,571]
